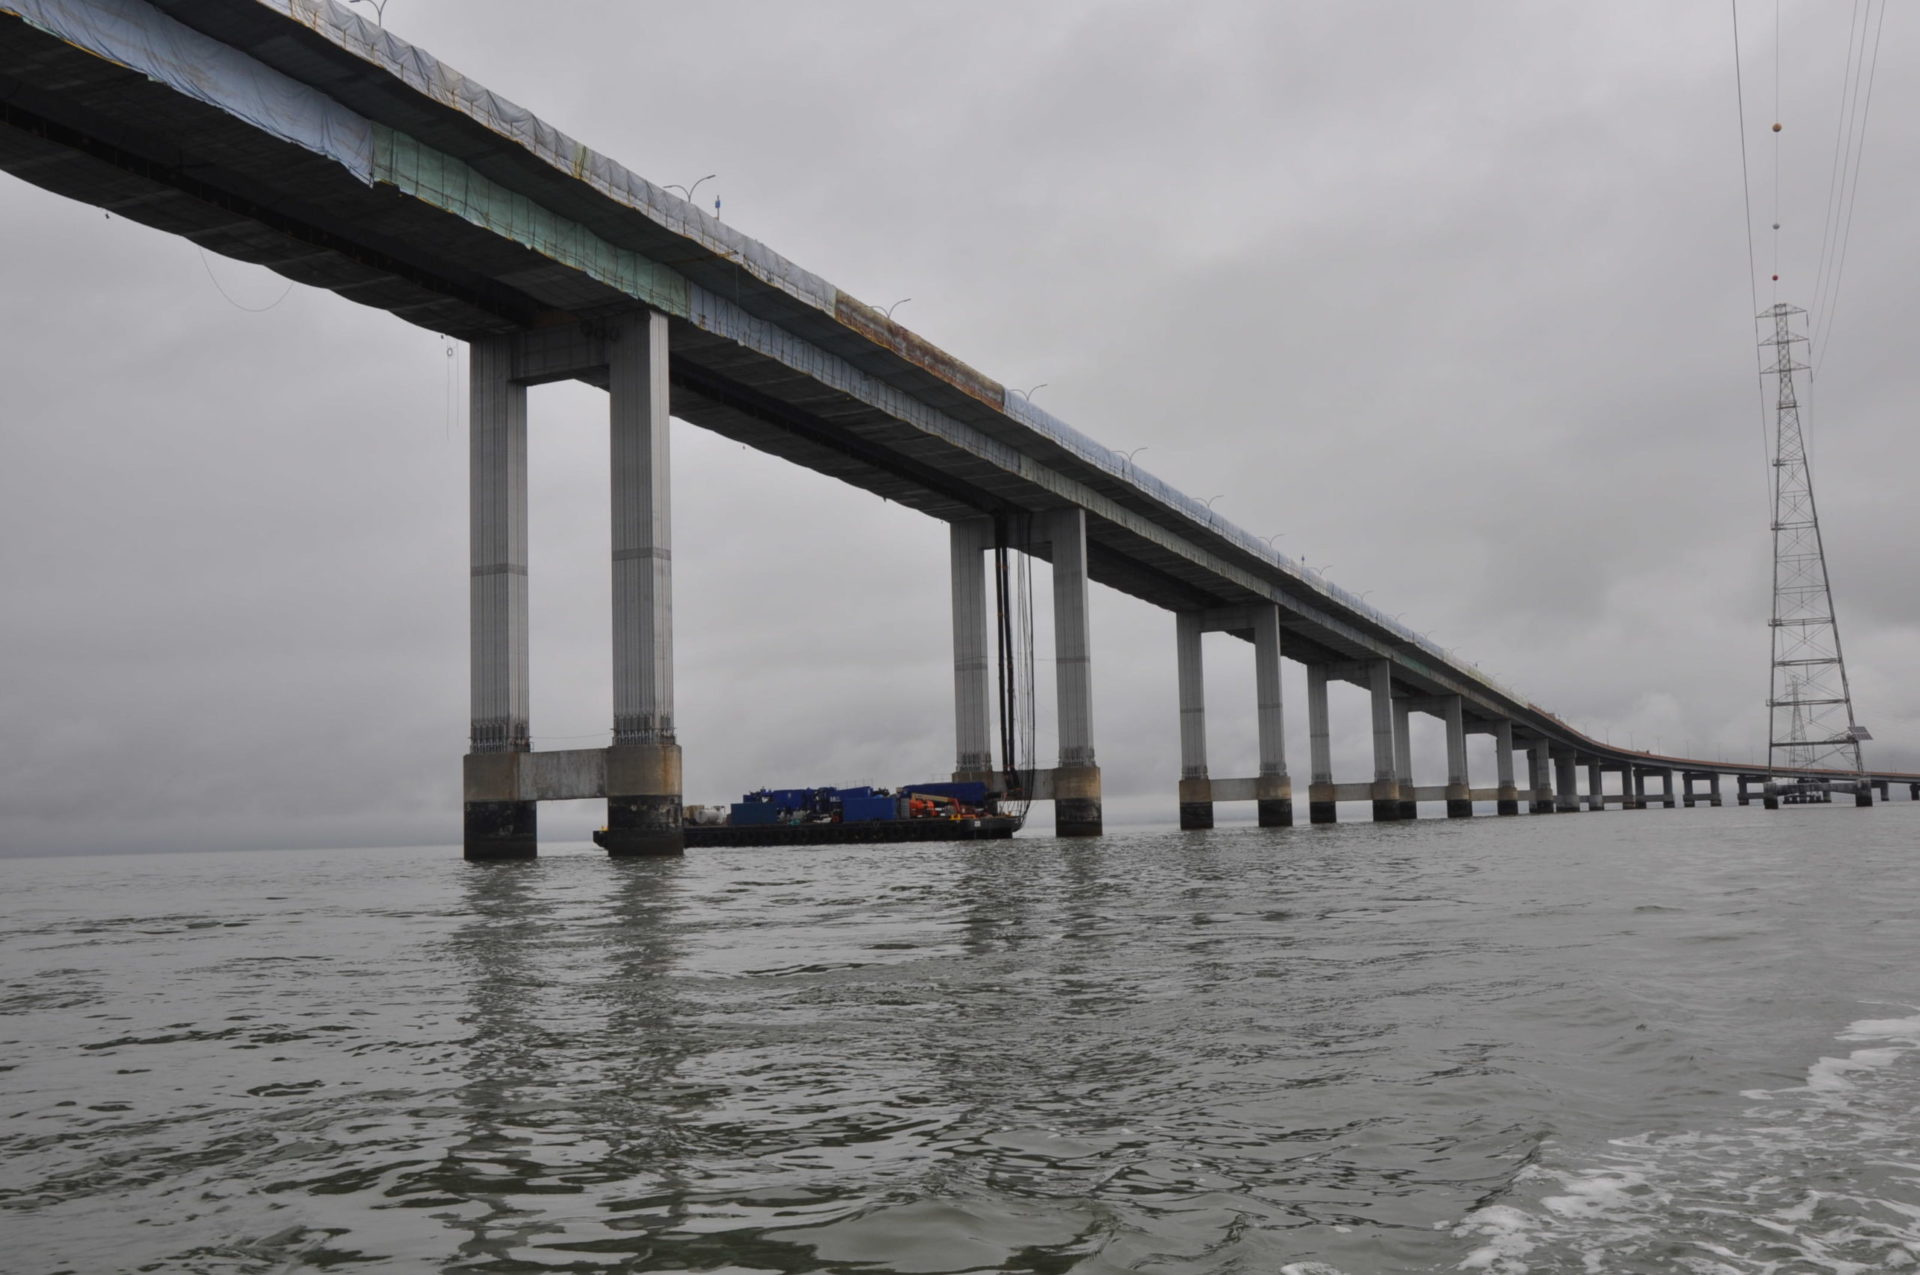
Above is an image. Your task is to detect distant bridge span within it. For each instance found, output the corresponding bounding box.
[3,0,1911,854]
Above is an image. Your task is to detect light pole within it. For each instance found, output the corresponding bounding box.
[882,298,910,320]
[664,174,717,207]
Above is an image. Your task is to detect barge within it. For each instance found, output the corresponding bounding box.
[592,782,1023,850]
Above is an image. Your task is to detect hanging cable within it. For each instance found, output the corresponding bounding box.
[197,246,294,313]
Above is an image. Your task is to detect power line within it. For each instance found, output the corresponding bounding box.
[1813,0,1888,376]
[1808,0,1865,336]
[1729,0,1774,509]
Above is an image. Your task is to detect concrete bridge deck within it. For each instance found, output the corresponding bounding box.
[3,0,1912,852]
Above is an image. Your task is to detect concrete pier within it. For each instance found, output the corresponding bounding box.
[1554,752,1579,814]
[463,335,535,859]
[604,312,682,856]
[1176,611,1212,830]
[1050,508,1101,836]
[1368,661,1400,822]
[1494,721,1520,815]
[949,519,995,783]
[1586,760,1604,811]
[1252,605,1293,827]
[1307,664,1335,823]
[1443,696,1472,818]
[1528,738,1554,814]
[1393,698,1418,820]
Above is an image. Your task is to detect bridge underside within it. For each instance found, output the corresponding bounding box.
[0,5,1384,670]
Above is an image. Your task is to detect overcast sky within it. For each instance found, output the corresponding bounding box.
[2,0,1915,855]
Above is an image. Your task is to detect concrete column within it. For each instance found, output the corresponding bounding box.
[1528,739,1553,814]
[1444,697,1472,818]
[1175,611,1212,830]
[1682,773,1697,808]
[1909,782,1918,802]
[1494,720,1519,816]
[1738,775,1753,806]
[464,335,535,860]
[1586,760,1604,811]
[1855,780,1874,807]
[1874,779,1889,801]
[1392,698,1417,820]
[1049,508,1101,836]
[1631,768,1647,810]
[1763,779,1780,810]
[605,310,682,856]
[1554,753,1578,813]
[1252,605,1292,827]
[1368,661,1400,822]
[950,518,994,781]
[1660,769,1677,808]
[1307,664,1335,824]
[1709,773,1723,807]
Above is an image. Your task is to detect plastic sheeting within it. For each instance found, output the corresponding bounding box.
[1,0,373,180]
[261,0,837,316]
[373,126,690,319]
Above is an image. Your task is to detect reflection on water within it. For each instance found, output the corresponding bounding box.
[2,811,1918,1272]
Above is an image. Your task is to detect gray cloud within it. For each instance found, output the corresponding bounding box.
[3,0,1915,855]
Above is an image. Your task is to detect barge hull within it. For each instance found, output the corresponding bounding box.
[596,817,1021,850]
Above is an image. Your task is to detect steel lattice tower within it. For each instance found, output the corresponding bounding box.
[1760,303,1867,776]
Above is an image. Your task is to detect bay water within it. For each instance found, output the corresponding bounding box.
[4,806,1918,1273]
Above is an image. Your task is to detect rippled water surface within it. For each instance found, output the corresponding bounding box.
[5,807,1920,1273]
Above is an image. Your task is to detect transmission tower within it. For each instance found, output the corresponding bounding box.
[1760,302,1867,778]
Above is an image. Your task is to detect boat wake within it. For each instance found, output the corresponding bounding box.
[1451,1010,1920,1273]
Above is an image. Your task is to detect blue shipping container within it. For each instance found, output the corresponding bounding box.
[841,795,901,823]
[730,802,783,826]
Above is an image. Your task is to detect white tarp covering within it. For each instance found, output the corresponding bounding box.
[2,0,374,180]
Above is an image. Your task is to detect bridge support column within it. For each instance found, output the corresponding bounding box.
[1393,697,1417,820]
[1873,779,1888,802]
[1175,612,1212,830]
[1444,696,1472,818]
[1737,775,1753,806]
[1050,508,1101,836]
[1855,781,1874,807]
[605,312,682,856]
[1307,664,1335,823]
[1252,605,1293,827]
[1630,769,1646,810]
[1682,773,1697,808]
[1763,780,1780,810]
[949,519,995,785]
[1709,773,1724,807]
[1493,721,1520,815]
[1368,661,1401,821]
[1554,752,1579,814]
[1586,760,1604,810]
[1528,738,1553,814]
[464,335,535,860]
[1910,783,1918,802]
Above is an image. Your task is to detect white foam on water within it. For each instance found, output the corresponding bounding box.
[1451,1006,1920,1274]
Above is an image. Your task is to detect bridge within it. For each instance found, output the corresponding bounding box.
[4,0,1912,857]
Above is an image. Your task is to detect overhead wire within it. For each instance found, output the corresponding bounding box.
[1807,0,1865,340]
[1728,0,1775,510]
[1812,0,1887,376]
